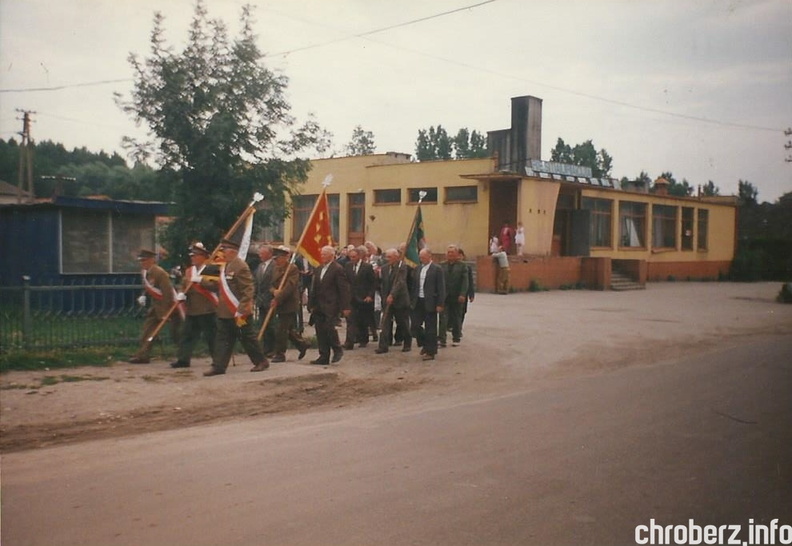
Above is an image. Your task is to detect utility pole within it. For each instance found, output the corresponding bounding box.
[785,128,792,163]
[16,109,36,203]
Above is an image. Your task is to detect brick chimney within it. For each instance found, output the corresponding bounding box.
[653,177,669,196]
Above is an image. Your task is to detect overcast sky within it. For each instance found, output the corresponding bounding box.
[1,0,790,202]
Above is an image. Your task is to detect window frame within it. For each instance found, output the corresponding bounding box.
[651,204,678,250]
[697,209,709,251]
[373,188,401,205]
[581,197,613,248]
[444,185,478,204]
[407,187,438,205]
[618,201,647,249]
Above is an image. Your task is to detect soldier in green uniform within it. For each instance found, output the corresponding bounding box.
[268,245,310,362]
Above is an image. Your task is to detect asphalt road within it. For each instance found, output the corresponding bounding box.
[3,335,790,546]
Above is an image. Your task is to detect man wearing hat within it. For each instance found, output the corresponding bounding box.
[268,245,310,362]
[200,238,269,376]
[170,242,218,368]
[128,248,181,364]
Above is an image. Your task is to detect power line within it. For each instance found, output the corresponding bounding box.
[0,78,131,93]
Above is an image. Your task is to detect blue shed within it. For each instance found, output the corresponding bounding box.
[0,196,172,287]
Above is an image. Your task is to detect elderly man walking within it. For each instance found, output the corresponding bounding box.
[410,248,445,361]
[439,245,469,348]
[308,245,351,365]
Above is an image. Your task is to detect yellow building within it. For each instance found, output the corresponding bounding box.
[282,96,737,291]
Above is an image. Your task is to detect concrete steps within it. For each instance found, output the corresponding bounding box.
[611,270,645,291]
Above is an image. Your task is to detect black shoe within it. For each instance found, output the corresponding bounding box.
[270,355,286,363]
[401,346,412,352]
[422,353,435,361]
[203,368,225,377]
[374,348,388,354]
[170,361,190,368]
[342,343,354,350]
[298,345,309,360]
[332,350,343,363]
[311,358,329,365]
[439,341,447,348]
[371,333,379,342]
[251,361,270,372]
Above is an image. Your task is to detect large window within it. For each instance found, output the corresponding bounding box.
[652,204,677,249]
[445,186,478,203]
[681,207,694,251]
[291,194,339,244]
[582,197,612,248]
[697,209,709,251]
[619,201,647,248]
[61,210,155,274]
[407,187,437,204]
[374,189,401,205]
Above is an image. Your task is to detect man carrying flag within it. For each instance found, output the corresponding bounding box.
[201,233,269,376]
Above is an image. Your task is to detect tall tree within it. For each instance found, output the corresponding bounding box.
[701,180,720,197]
[550,138,612,178]
[738,179,758,205]
[115,1,330,261]
[345,125,376,156]
[452,128,488,159]
[414,125,453,160]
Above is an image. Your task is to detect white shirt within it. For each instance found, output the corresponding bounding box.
[320,263,330,281]
[419,262,431,298]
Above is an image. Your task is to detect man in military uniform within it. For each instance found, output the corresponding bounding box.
[200,238,269,376]
[129,248,181,364]
[268,245,310,362]
[170,242,217,368]
[439,244,469,348]
[374,248,412,354]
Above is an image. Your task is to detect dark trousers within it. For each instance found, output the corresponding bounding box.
[314,312,342,360]
[176,313,215,364]
[258,305,277,356]
[346,300,374,346]
[132,308,181,359]
[274,311,309,356]
[211,317,266,371]
[410,299,438,356]
[378,306,411,351]
[440,298,464,343]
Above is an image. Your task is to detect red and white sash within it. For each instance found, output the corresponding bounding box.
[219,264,242,315]
[189,265,219,306]
[142,269,164,300]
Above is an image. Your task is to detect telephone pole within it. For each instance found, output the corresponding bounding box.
[16,109,36,203]
[785,127,792,163]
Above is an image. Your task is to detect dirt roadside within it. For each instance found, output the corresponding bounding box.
[2,282,790,453]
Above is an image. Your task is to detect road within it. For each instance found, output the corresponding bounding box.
[3,335,790,546]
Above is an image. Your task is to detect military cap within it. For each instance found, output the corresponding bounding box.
[272,245,291,257]
[137,248,157,260]
[189,242,210,257]
[219,238,240,250]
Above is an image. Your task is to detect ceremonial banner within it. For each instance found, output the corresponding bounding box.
[403,205,425,268]
[296,190,334,267]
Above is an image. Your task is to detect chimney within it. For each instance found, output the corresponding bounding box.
[510,95,542,170]
[653,177,669,196]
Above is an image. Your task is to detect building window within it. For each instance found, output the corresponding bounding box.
[348,193,365,237]
[292,194,340,244]
[445,186,478,203]
[652,204,677,249]
[374,189,401,205]
[681,207,694,251]
[619,201,647,248]
[407,187,438,204]
[581,197,612,248]
[697,209,708,251]
[61,210,154,274]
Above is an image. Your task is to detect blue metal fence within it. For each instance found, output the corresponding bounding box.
[0,278,175,353]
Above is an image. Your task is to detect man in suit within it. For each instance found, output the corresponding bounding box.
[375,248,412,354]
[439,244,469,347]
[308,245,351,365]
[129,248,181,364]
[410,248,445,361]
[343,245,377,349]
[254,244,276,357]
[170,242,217,368]
[201,238,269,376]
[269,245,310,362]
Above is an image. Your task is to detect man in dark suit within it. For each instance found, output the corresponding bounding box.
[343,245,377,349]
[440,244,469,348]
[375,248,412,354]
[410,248,445,361]
[308,245,351,365]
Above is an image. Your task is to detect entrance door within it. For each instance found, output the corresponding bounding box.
[488,179,519,252]
[347,193,365,247]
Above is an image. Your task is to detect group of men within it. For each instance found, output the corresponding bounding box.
[128,238,476,374]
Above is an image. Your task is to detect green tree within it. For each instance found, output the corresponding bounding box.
[345,125,376,156]
[738,179,758,205]
[550,138,612,178]
[452,128,488,159]
[657,171,693,197]
[701,180,720,197]
[115,1,330,262]
[414,125,452,160]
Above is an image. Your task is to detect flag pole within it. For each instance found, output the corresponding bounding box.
[144,193,265,344]
[257,176,333,341]
[380,191,426,329]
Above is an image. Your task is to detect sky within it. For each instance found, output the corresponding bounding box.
[1,0,791,202]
